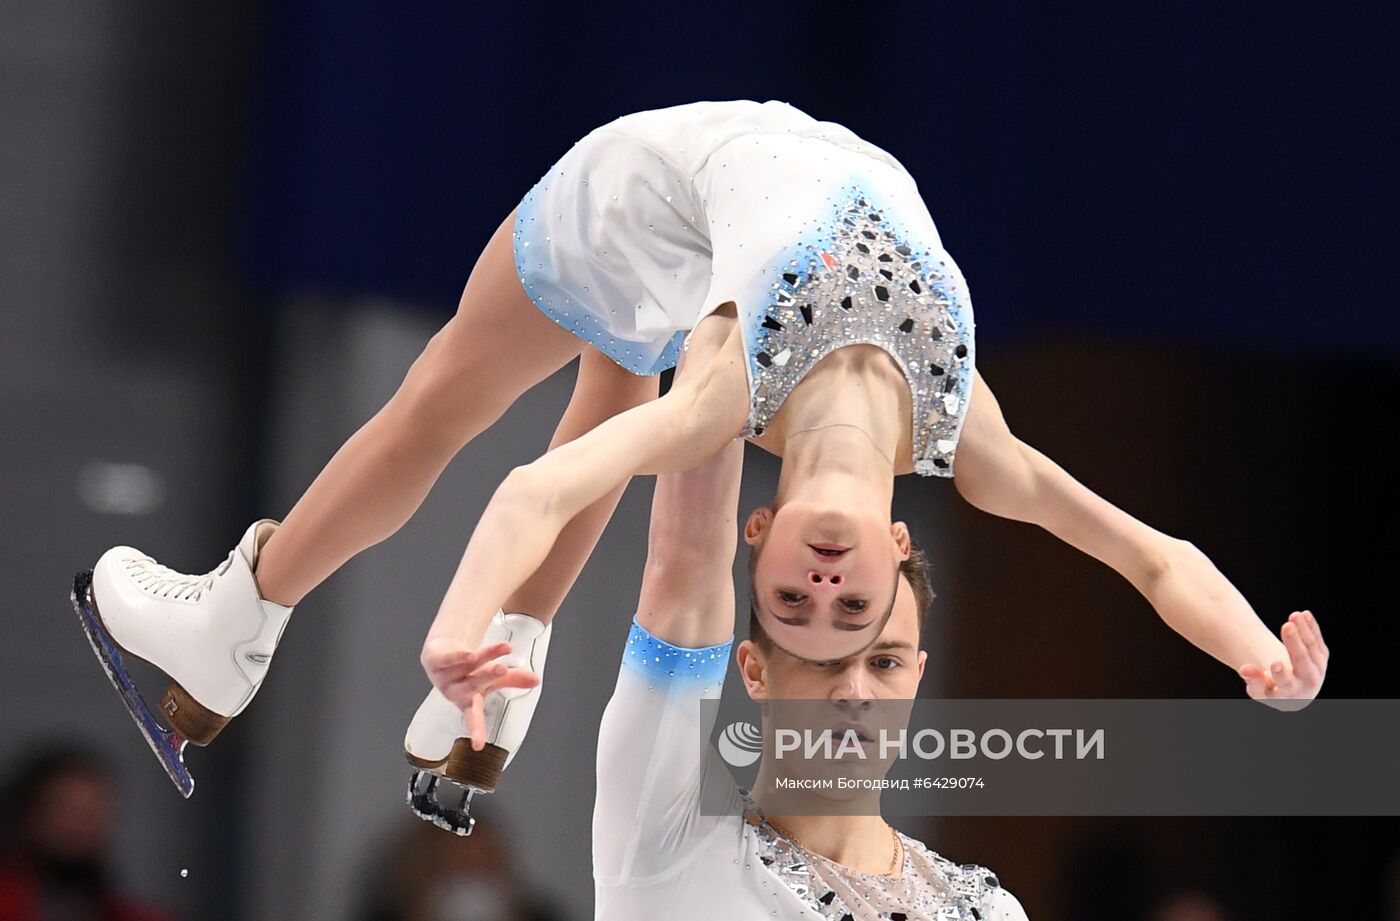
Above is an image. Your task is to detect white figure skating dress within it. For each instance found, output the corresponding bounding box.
[513,99,976,476]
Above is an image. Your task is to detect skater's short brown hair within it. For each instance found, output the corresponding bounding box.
[746,536,934,655]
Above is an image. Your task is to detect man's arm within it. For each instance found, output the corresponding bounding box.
[593,436,745,889]
[953,367,1325,705]
[633,437,744,648]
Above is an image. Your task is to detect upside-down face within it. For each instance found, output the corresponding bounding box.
[745,500,910,663]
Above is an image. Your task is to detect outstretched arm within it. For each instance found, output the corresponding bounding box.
[422,315,750,715]
[595,424,745,888]
[953,368,1327,708]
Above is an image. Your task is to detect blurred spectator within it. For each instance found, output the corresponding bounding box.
[1146,890,1233,921]
[356,811,565,921]
[0,745,176,921]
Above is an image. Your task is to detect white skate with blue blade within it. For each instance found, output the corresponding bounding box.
[70,519,293,797]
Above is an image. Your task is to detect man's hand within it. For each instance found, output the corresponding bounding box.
[1237,610,1328,711]
[421,637,542,749]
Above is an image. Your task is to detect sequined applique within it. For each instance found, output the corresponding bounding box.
[922,849,1003,921]
[740,790,999,920]
[740,187,975,477]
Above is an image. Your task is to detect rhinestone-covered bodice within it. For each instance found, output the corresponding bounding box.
[741,188,976,477]
[741,790,1002,919]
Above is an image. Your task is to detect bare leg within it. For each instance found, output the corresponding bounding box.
[254,209,585,606]
[502,348,660,623]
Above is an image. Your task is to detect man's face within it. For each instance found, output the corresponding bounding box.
[739,573,927,798]
[745,502,909,663]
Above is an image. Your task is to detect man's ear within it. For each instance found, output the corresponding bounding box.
[744,507,773,546]
[916,649,928,683]
[735,639,769,700]
[891,520,911,559]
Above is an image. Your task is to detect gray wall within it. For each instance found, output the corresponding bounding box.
[1,4,257,921]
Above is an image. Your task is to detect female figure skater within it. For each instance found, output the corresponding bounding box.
[411,98,1327,827]
[72,101,1327,829]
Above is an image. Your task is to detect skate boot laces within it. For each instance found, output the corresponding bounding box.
[122,551,236,602]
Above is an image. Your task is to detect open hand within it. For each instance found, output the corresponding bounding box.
[421,637,541,749]
[1237,610,1328,711]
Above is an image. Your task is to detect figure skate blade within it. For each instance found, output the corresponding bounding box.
[406,769,477,836]
[71,570,194,798]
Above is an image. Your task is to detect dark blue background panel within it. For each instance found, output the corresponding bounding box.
[240,1,1398,355]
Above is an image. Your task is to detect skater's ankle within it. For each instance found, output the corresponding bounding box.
[249,555,302,608]
[501,602,556,626]
[248,526,304,608]
[253,574,301,609]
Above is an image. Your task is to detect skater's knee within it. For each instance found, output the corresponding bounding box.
[392,333,513,447]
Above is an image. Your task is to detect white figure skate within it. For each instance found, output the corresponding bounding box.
[404,608,552,835]
[70,519,293,797]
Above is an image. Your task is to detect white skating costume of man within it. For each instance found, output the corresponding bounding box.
[593,618,1029,921]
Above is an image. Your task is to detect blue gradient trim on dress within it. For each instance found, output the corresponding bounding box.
[512,173,684,376]
[623,617,732,687]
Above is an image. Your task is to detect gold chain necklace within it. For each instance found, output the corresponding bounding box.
[764,815,903,878]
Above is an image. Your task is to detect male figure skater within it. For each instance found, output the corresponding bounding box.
[591,438,1029,920]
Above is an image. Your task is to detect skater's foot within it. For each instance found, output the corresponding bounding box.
[403,609,551,834]
[72,519,294,797]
